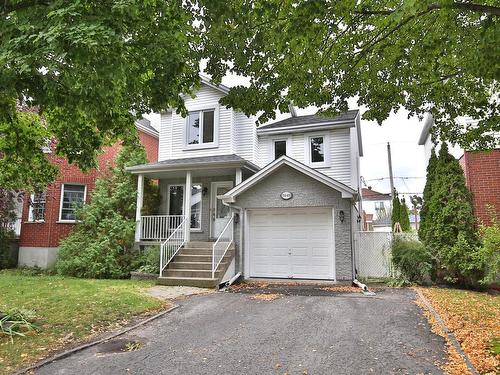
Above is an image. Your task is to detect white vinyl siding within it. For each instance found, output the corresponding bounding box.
[233,111,258,164]
[258,128,352,187]
[159,111,173,161]
[156,83,358,191]
[328,128,352,185]
[168,85,233,160]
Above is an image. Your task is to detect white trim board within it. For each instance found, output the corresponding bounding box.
[221,155,356,202]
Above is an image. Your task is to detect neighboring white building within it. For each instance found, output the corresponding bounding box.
[128,77,364,286]
[418,113,468,163]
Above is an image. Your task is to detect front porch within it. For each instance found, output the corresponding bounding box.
[126,155,259,286]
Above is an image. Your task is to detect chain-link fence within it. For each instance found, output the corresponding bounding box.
[354,231,418,279]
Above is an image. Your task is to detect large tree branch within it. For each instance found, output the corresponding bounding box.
[356,2,500,17]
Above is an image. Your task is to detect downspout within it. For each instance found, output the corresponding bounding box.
[350,198,360,280]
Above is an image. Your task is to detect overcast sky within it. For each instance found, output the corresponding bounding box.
[147,73,432,199]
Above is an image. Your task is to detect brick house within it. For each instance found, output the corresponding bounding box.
[419,114,499,226]
[18,119,159,268]
[459,150,500,225]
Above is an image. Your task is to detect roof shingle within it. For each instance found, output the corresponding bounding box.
[258,110,359,131]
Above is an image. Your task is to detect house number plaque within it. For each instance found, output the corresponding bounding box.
[281,191,293,200]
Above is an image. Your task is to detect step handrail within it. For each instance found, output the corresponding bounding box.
[159,216,188,276]
[212,213,234,279]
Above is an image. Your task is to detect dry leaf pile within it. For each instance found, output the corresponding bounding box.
[318,286,361,293]
[250,293,282,301]
[417,287,499,375]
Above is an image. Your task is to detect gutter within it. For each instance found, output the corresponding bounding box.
[126,161,260,174]
[257,121,355,136]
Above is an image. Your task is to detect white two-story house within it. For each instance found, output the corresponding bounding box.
[127,77,363,287]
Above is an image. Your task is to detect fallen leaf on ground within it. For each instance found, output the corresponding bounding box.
[250,293,282,301]
[416,287,499,374]
[318,286,361,293]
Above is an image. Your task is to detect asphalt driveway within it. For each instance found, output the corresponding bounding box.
[36,288,446,375]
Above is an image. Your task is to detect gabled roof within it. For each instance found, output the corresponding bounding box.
[126,154,259,174]
[418,113,434,145]
[362,188,391,201]
[135,118,158,138]
[200,75,230,94]
[258,110,360,131]
[257,109,363,156]
[221,155,357,202]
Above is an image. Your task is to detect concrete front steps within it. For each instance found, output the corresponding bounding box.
[157,241,234,288]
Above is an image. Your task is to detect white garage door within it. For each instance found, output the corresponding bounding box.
[248,208,335,280]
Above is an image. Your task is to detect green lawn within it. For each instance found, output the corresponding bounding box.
[0,269,167,374]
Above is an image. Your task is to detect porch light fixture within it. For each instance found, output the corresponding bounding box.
[339,210,345,223]
[202,187,208,196]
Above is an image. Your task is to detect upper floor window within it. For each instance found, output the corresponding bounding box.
[186,109,216,147]
[306,134,329,167]
[273,140,287,159]
[310,136,325,163]
[374,201,386,214]
[59,184,86,222]
[28,192,46,222]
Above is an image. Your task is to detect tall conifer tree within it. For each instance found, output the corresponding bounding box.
[419,150,438,241]
[391,190,401,231]
[423,143,478,284]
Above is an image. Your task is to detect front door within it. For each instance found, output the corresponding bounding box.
[210,181,234,238]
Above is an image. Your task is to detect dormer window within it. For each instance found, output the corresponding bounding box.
[186,109,217,148]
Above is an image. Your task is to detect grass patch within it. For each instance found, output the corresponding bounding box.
[0,269,168,374]
[419,287,500,374]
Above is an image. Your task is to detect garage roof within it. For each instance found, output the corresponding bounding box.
[221,155,357,202]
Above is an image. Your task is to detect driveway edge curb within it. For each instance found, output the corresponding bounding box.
[415,289,479,375]
[14,304,179,375]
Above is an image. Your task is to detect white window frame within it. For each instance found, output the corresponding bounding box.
[183,106,220,150]
[190,183,203,231]
[305,133,330,168]
[166,183,203,232]
[28,192,46,222]
[272,137,291,160]
[58,183,87,223]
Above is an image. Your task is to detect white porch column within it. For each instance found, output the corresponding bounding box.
[184,171,192,243]
[235,168,242,185]
[134,174,144,242]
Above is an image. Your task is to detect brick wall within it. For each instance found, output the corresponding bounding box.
[138,131,159,163]
[19,128,158,248]
[460,149,500,225]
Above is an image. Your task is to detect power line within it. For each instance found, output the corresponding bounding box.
[364,176,425,181]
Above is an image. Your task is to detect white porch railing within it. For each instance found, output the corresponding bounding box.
[212,213,234,278]
[160,216,188,276]
[140,215,184,241]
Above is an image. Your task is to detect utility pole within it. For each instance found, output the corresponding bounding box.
[387,142,395,197]
[387,142,396,233]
